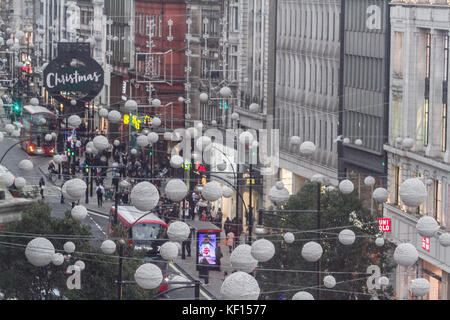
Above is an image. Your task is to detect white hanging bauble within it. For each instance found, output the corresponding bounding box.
[147,132,159,144]
[25,237,55,267]
[1,172,15,187]
[107,110,121,123]
[339,179,354,194]
[170,155,184,169]
[51,132,57,139]
[338,229,356,245]
[410,278,430,297]
[311,174,326,184]
[14,177,26,189]
[164,132,172,141]
[326,186,336,192]
[219,86,232,98]
[354,139,363,146]
[231,245,259,273]
[45,133,53,142]
[284,232,295,244]
[137,135,149,147]
[52,253,64,266]
[439,233,450,247]
[217,161,227,171]
[239,132,254,145]
[249,103,260,113]
[71,205,87,222]
[64,241,76,254]
[68,115,82,128]
[160,242,179,261]
[373,188,389,203]
[29,98,39,106]
[74,260,85,271]
[152,99,161,107]
[199,92,209,103]
[231,112,239,121]
[93,135,109,151]
[379,276,389,287]
[124,99,138,113]
[268,185,290,206]
[152,117,162,127]
[394,243,418,267]
[402,137,415,150]
[178,97,185,103]
[323,275,336,289]
[222,186,233,198]
[64,179,87,200]
[395,137,403,146]
[119,180,130,188]
[18,159,33,171]
[211,120,217,126]
[196,136,212,151]
[130,148,138,155]
[250,239,275,262]
[301,241,323,262]
[134,263,163,289]
[99,108,109,118]
[130,182,160,211]
[416,216,439,237]
[399,178,427,207]
[292,291,314,300]
[299,141,316,155]
[113,140,120,147]
[5,124,15,134]
[53,155,63,164]
[364,176,376,187]
[275,181,284,190]
[165,179,188,202]
[167,221,191,242]
[375,237,385,247]
[100,240,116,254]
[220,271,260,300]
[201,181,223,201]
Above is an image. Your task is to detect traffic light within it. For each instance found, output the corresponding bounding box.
[67,148,71,156]
[12,98,22,117]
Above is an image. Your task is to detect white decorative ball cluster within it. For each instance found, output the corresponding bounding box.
[220,271,260,300]
[165,179,188,202]
[64,241,76,254]
[137,135,149,147]
[399,178,427,207]
[167,221,191,242]
[1,172,15,187]
[71,205,87,222]
[299,141,316,155]
[375,237,385,247]
[99,108,109,118]
[402,137,415,150]
[323,275,336,289]
[339,179,354,194]
[134,263,163,290]
[338,229,356,245]
[45,134,53,142]
[284,232,295,244]
[130,182,160,212]
[219,86,232,98]
[14,177,26,189]
[68,115,82,128]
[301,241,323,262]
[230,245,258,273]
[100,240,116,254]
[152,117,162,128]
[75,260,85,271]
[170,155,184,169]
[364,176,376,187]
[201,181,223,201]
[439,233,450,247]
[160,242,179,261]
[124,99,138,113]
[196,136,212,151]
[373,188,389,203]
[394,243,418,267]
[93,135,109,151]
[222,186,233,198]
[249,103,260,113]
[416,216,439,238]
[108,110,121,123]
[379,276,389,287]
[231,112,239,121]
[25,237,55,267]
[63,178,87,200]
[52,253,64,266]
[292,291,314,300]
[147,132,159,144]
[250,239,275,262]
[410,278,430,297]
[268,184,290,206]
[199,92,208,103]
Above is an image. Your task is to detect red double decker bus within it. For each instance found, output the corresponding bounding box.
[20,105,57,155]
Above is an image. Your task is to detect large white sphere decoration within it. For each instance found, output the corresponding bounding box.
[64,178,87,200]
[100,240,116,254]
[373,188,389,203]
[289,136,301,145]
[364,176,376,187]
[196,136,212,151]
[15,30,25,40]
[217,161,227,171]
[51,132,57,139]
[152,99,161,107]
[71,205,87,222]
[292,291,314,300]
[130,182,159,211]
[165,179,188,202]
[136,135,149,147]
[439,233,450,247]
[311,174,326,184]
[379,276,389,287]
[147,132,159,144]
[339,179,354,194]
[52,253,64,266]
[25,237,55,267]
[249,103,260,113]
[62,183,79,202]
[299,141,316,155]
[284,232,295,244]
[211,120,217,126]
[70,99,77,106]
[99,108,109,118]
[268,185,290,206]
[11,130,20,137]
[167,221,191,242]
[323,275,336,289]
[199,92,209,103]
[130,148,137,156]
[64,241,76,254]
[124,99,138,113]
[416,216,439,237]
[410,278,430,297]
[14,177,26,189]
[85,147,93,154]
[0,132,3,143]
[355,139,363,146]
[53,155,63,164]
[394,243,419,267]
[45,133,53,142]
[230,244,258,273]
[239,131,254,145]
[67,115,82,128]
[113,140,120,147]
[231,112,239,121]
[275,181,284,190]
[169,275,189,290]
[220,271,260,300]
[19,159,33,171]
[250,239,275,263]
[135,263,163,289]
[201,181,223,201]
[399,178,427,207]
[75,260,85,271]
[338,229,356,245]
[107,110,121,123]
[93,135,109,151]
[30,97,39,106]
[402,137,415,150]
[170,155,184,169]
[1,172,15,187]
[86,141,98,154]
[220,86,232,98]
[375,237,385,247]
[222,186,233,198]
[151,117,162,127]
[119,180,130,188]
[160,242,179,261]
[164,132,172,141]
[5,123,15,134]
[301,241,323,262]
[178,97,185,103]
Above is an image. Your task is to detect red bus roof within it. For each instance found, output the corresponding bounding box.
[23,105,55,116]
[111,206,167,228]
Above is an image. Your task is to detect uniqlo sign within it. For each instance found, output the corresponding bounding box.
[378,218,391,232]
[422,237,430,252]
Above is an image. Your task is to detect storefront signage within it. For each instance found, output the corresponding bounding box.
[123,114,153,131]
[378,218,391,232]
[422,237,430,252]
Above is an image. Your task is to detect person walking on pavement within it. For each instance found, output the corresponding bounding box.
[226,231,235,253]
[96,183,105,207]
[39,177,45,200]
[215,244,223,270]
[198,257,210,286]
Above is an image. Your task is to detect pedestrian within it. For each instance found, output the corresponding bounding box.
[224,217,231,234]
[215,244,223,270]
[96,183,104,207]
[198,257,210,286]
[39,177,45,200]
[122,189,129,204]
[226,231,235,253]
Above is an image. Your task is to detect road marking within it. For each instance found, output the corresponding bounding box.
[87,210,109,219]
[86,212,107,236]
[169,263,214,300]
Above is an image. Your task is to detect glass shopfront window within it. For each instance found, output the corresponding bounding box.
[422,260,443,300]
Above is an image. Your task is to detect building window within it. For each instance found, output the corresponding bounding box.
[443,35,449,152]
[393,165,402,205]
[424,33,431,146]
[393,32,403,76]
[424,99,430,146]
[434,180,442,224]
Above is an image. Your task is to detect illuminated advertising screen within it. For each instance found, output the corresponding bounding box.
[197,233,217,265]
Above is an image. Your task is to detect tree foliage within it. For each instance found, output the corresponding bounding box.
[259,182,396,300]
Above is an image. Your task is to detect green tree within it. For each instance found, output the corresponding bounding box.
[0,201,159,300]
[259,182,396,300]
